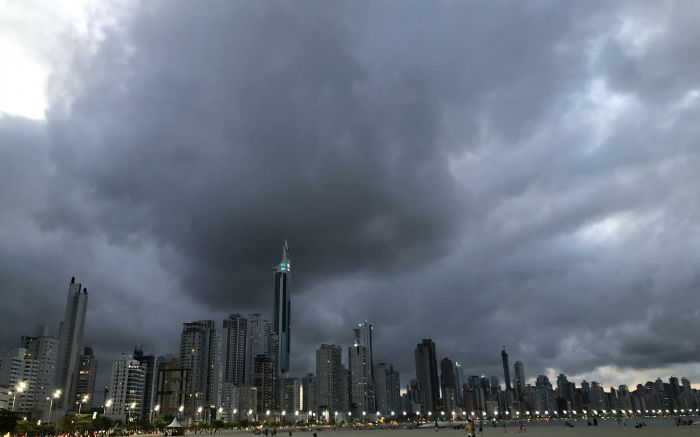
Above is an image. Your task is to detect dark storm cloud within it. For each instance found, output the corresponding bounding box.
[2,0,700,389]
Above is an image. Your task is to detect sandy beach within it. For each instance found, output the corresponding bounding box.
[142,426,700,437]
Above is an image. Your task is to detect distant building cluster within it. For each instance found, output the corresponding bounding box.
[404,347,700,420]
[1,242,700,424]
[0,277,96,420]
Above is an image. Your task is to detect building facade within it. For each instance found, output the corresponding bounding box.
[414,339,439,412]
[74,346,98,410]
[223,314,247,386]
[105,354,146,422]
[180,320,222,416]
[55,277,88,412]
[374,363,400,414]
[316,344,345,413]
[133,347,159,420]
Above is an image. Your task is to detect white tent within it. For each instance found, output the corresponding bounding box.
[165,418,186,435]
[166,418,185,428]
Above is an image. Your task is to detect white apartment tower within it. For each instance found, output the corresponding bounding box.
[105,354,146,421]
[21,326,59,416]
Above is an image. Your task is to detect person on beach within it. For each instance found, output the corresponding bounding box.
[465,419,475,437]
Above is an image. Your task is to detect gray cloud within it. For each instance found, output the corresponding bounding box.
[1,0,700,392]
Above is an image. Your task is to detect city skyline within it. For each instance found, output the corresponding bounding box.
[1,272,699,421]
[2,0,700,402]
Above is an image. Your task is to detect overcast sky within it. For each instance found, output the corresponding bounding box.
[1,0,700,394]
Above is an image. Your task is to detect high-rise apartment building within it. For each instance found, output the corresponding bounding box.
[0,348,39,413]
[20,326,59,416]
[133,347,159,419]
[316,344,344,413]
[273,241,291,375]
[55,277,88,411]
[301,373,317,412]
[155,358,190,419]
[223,314,247,385]
[514,361,525,405]
[245,315,272,385]
[105,354,145,422]
[501,348,511,391]
[439,358,457,413]
[220,382,240,421]
[349,322,374,414]
[74,346,97,410]
[414,339,439,412]
[253,355,275,414]
[180,320,222,415]
[454,361,464,406]
[374,363,400,414]
[280,375,302,413]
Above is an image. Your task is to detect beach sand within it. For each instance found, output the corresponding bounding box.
[150,426,700,437]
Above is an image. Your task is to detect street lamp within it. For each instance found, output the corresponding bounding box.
[49,389,62,422]
[104,399,113,415]
[78,394,90,414]
[151,404,161,422]
[12,381,27,411]
[128,402,137,422]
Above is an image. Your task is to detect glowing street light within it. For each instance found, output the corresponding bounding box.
[12,381,27,411]
[48,389,62,422]
[78,394,90,414]
[151,404,161,422]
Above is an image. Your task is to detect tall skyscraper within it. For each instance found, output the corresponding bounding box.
[223,314,247,385]
[180,320,222,416]
[74,347,98,410]
[316,344,344,413]
[273,240,291,375]
[454,361,464,406]
[245,314,272,385]
[414,339,439,412]
[501,348,511,391]
[105,354,145,422]
[439,357,457,412]
[133,347,159,419]
[514,361,525,406]
[349,322,374,414]
[55,277,88,411]
[353,322,374,371]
